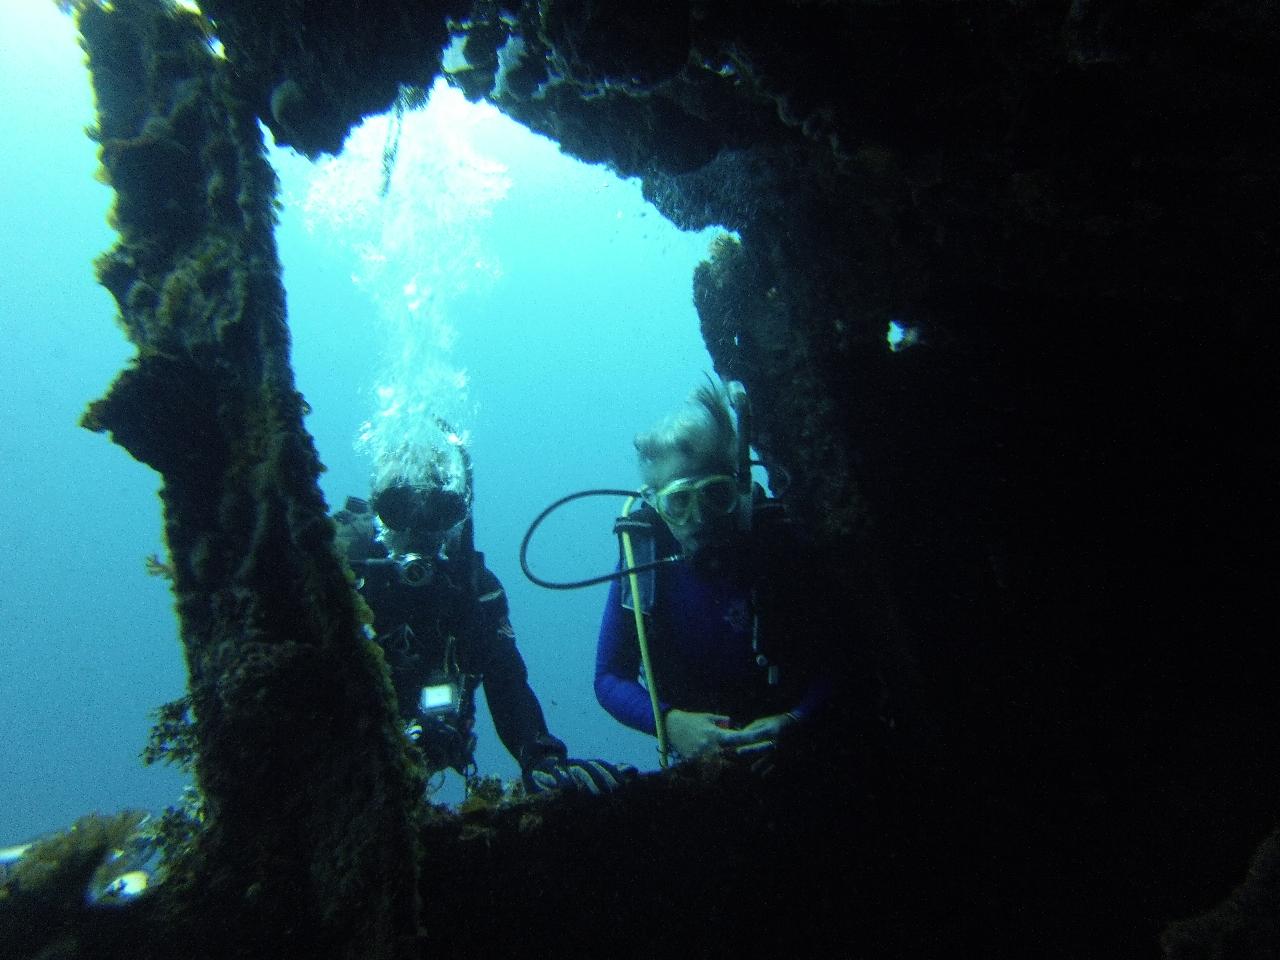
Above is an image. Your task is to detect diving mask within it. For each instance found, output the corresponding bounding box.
[643,473,738,527]
[372,483,469,535]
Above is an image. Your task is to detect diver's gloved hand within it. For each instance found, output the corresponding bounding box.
[523,756,636,795]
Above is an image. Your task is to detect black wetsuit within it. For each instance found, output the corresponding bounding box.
[335,500,565,775]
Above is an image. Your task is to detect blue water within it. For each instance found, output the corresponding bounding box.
[0,4,721,836]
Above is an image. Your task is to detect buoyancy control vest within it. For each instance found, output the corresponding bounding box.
[615,489,796,688]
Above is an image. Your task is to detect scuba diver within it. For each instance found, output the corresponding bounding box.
[595,377,832,768]
[521,378,838,771]
[333,424,632,796]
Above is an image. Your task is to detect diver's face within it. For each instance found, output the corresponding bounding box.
[372,483,467,560]
[642,452,738,556]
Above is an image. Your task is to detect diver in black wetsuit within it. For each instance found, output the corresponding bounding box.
[333,431,630,796]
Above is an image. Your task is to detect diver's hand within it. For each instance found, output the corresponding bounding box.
[736,713,797,746]
[664,709,739,759]
[523,756,636,795]
[730,713,799,776]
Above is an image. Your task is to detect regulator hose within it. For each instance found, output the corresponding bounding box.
[519,488,679,590]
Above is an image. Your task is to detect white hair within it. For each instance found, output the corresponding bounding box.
[634,376,739,480]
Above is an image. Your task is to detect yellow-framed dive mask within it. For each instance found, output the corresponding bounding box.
[643,473,738,527]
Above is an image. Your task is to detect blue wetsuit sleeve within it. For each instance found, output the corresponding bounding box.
[594,573,663,735]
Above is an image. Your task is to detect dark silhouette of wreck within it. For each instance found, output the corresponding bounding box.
[4,1,1276,957]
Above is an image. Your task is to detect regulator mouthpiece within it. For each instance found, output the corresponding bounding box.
[397,554,433,587]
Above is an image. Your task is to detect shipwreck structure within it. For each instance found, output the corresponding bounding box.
[3,0,1275,957]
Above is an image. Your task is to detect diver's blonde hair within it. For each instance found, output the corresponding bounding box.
[635,376,739,480]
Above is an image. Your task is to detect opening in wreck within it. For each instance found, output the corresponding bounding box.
[269,77,737,804]
[1,3,743,833]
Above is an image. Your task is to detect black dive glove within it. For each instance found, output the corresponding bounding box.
[523,756,636,795]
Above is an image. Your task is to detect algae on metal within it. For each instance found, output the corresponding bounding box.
[693,231,865,539]
[58,1,426,956]
[0,811,155,959]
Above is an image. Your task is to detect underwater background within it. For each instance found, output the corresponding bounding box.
[0,2,721,840]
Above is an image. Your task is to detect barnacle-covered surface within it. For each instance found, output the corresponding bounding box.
[0,812,155,959]
[19,0,1280,957]
[190,0,472,158]
[52,1,426,957]
[414,753,910,955]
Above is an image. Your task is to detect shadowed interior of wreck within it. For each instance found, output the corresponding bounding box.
[4,1,1276,958]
